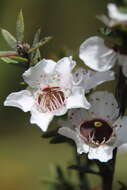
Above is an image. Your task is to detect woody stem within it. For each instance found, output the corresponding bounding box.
[74,147,90,190]
[97,148,117,190]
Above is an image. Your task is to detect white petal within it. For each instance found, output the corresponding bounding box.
[73,68,114,91]
[79,36,117,72]
[58,127,89,154]
[55,57,76,88]
[30,108,54,131]
[66,87,91,109]
[89,91,119,122]
[68,108,91,127]
[108,3,127,23]
[86,70,114,91]
[97,14,110,26]
[54,106,67,116]
[23,59,57,88]
[88,145,114,162]
[118,143,127,152]
[114,117,127,146]
[4,90,34,112]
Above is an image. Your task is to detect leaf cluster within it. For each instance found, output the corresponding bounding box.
[0,10,52,68]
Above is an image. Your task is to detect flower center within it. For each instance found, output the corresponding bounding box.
[37,87,65,112]
[80,119,113,146]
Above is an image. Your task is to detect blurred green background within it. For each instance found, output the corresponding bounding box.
[0,0,126,190]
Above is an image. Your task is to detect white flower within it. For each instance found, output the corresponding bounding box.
[72,67,114,93]
[79,36,127,77]
[4,57,92,131]
[108,3,127,27]
[58,91,127,162]
[98,3,127,27]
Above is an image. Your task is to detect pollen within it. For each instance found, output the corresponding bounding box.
[94,121,102,127]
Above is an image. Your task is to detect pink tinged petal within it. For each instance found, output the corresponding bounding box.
[23,59,57,88]
[4,90,34,112]
[108,3,127,22]
[88,145,114,162]
[58,127,89,154]
[66,87,91,109]
[30,108,54,131]
[79,36,117,72]
[55,57,76,88]
[89,91,119,122]
[114,117,127,146]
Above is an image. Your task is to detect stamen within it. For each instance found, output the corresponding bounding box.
[80,118,113,146]
[37,87,65,112]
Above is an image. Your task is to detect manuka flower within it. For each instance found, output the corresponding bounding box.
[72,67,114,93]
[4,57,91,131]
[58,91,127,162]
[98,3,127,27]
[79,36,127,77]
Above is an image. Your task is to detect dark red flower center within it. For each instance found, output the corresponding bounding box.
[80,119,113,146]
[38,87,65,112]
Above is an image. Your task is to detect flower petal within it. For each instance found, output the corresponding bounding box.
[23,59,57,88]
[30,108,54,131]
[73,68,114,91]
[108,3,127,23]
[4,90,34,112]
[114,117,127,146]
[79,36,117,72]
[88,145,114,162]
[54,106,67,116]
[89,91,119,122]
[66,87,91,109]
[68,108,91,128]
[55,57,76,88]
[58,127,89,154]
[85,70,114,91]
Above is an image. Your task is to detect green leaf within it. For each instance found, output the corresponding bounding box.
[0,57,18,64]
[0,51,27,63]
[1,29,17,49]
[9,56,28,62]
[28,36,52,53]
[99,27,111,36]
[32,28,41,48]
[30,28,41,63]
[16,9,24,42]
[30,49,41,66]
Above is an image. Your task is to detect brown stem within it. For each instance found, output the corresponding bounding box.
[101,148,117,190]
[73,147,90,190]
[0,51,18,57]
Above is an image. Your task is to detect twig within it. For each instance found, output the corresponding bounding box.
[96,148,117,190]
[73,147,90,190]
